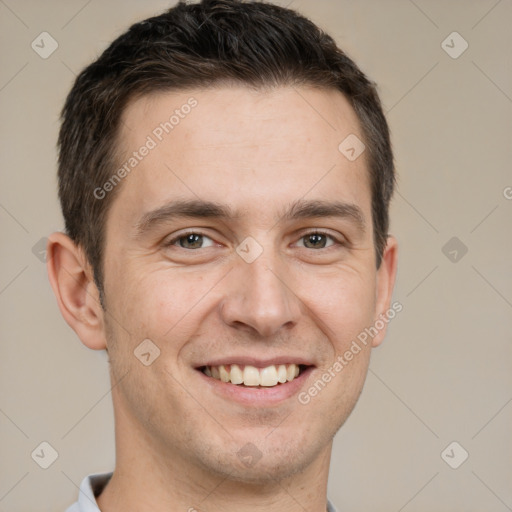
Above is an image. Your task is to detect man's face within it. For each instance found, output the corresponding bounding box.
[100,85,395,482]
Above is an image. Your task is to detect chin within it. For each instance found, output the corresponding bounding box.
[212,453,314,485]
[233,464,309,485]
[191,429,326,485]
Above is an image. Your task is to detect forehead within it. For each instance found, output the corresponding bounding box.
[111,85,371,228]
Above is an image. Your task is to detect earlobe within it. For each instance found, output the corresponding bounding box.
[46,232,107,350]
[372,234,399,348]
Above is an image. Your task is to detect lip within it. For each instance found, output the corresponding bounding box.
[196,356,314,368]
[195,365,315,407]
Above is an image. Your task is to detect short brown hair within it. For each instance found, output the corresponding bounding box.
[58,0,395,304]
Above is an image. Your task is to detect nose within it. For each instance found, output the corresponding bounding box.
[219,250,302,338]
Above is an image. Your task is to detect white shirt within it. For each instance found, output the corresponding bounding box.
[65,472,339,511]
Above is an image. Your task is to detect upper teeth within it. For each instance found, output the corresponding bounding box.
[204,364,301,387]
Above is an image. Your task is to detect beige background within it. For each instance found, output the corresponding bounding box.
[1,1,511,511]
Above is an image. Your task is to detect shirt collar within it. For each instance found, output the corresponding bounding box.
[72,472,338,512]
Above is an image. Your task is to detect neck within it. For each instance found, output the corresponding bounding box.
[97,390,332,512]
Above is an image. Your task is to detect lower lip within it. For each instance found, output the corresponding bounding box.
[196,367,314,406]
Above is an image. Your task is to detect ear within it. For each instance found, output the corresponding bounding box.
[371,234,399,348]
[46,232,107,350]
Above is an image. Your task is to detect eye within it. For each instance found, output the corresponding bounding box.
[296,231,338,249]
[168,232,215,249]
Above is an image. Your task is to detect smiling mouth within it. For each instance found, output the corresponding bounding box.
[198,363,309,387]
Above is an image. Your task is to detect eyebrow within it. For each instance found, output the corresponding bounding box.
[134,199,238,236]
[134,198,366,236]
[279,199,366,233]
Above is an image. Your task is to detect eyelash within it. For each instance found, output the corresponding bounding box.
[164,229,344,249]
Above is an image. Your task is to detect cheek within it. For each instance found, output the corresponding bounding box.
[107,263,220,347]
[304,267,377,350]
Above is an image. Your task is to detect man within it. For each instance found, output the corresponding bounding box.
[47,0,398,510]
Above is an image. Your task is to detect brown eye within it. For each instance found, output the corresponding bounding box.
[179,233,203,249]
[303,233,327,248]
[169,232,215,249]
[300,232,335,249]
